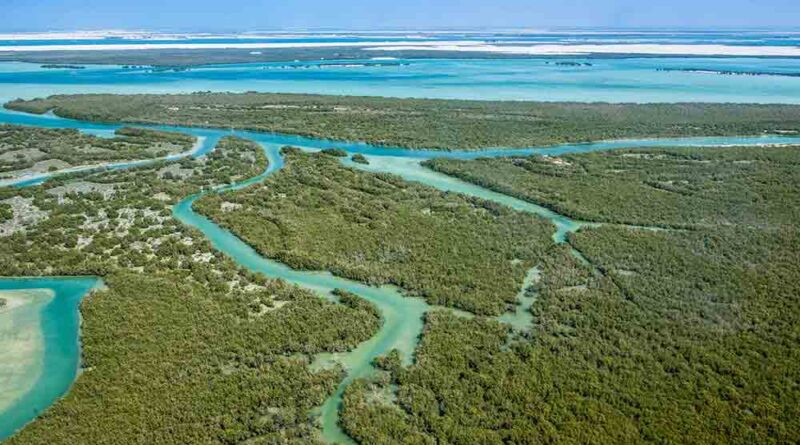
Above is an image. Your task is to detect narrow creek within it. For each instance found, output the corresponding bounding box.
[2,108,800,443]
[172,143,429,444]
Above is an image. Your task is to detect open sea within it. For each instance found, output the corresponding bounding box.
[0,31,799,102]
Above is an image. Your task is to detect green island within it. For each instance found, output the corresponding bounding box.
[39,64,86,70]
[0,93,798,445]
[0,47,572,68]
[350,154,369,165]
[8,93,800,149]
[0,124,196,179]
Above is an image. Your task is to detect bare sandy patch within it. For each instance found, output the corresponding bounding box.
[0,289,55,412]
[0,197,49,237]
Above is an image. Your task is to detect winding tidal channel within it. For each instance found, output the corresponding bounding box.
[2,108,799,442]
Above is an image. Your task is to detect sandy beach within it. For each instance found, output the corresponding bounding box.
[0,289,54,413]
[0,289,52,313]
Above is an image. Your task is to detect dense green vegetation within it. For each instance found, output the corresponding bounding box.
[8,273,378,445]
[0,201,11,222]
[190,136,266,186]
[341,228,800,443]
[426,146,800,228]
[0,124,195,176]
[320,148,348,157]
[8,93,800,149]
[350,154,369,165]
[339,145,800,444]
[196,149,552,315]
[1,134,382,444]
[3,110,799,444]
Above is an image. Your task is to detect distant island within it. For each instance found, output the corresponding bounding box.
[658,67,800,78]
[546,61,593,67]
[40,64,85,69]
[9,92,800,150]
[120,65,191,73]
[265,61,411,70]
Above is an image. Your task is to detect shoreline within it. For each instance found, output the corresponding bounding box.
[0,277,100,441]
[0,289,54,416]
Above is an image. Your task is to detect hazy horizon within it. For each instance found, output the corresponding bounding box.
[4,27,800,34]
[2,0,799,33]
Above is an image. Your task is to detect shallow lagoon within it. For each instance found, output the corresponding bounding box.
[0,277,99,441]
[2,56,800,103]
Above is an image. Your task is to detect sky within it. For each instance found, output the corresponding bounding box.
[2,0,799,32]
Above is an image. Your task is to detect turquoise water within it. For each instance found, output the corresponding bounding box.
[3,30,800,104]
[2,56,800,103]
[4,31,800,48]
[497,268,541,331]
[341,155,587,242]
[0,277,100,441]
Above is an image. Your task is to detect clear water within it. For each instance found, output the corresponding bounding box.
[497,268,541,331]
[1,56,800,103]
[3,30,800,47]
[0,277,100,440]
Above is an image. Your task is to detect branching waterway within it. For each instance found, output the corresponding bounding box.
[2,108,799,443]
